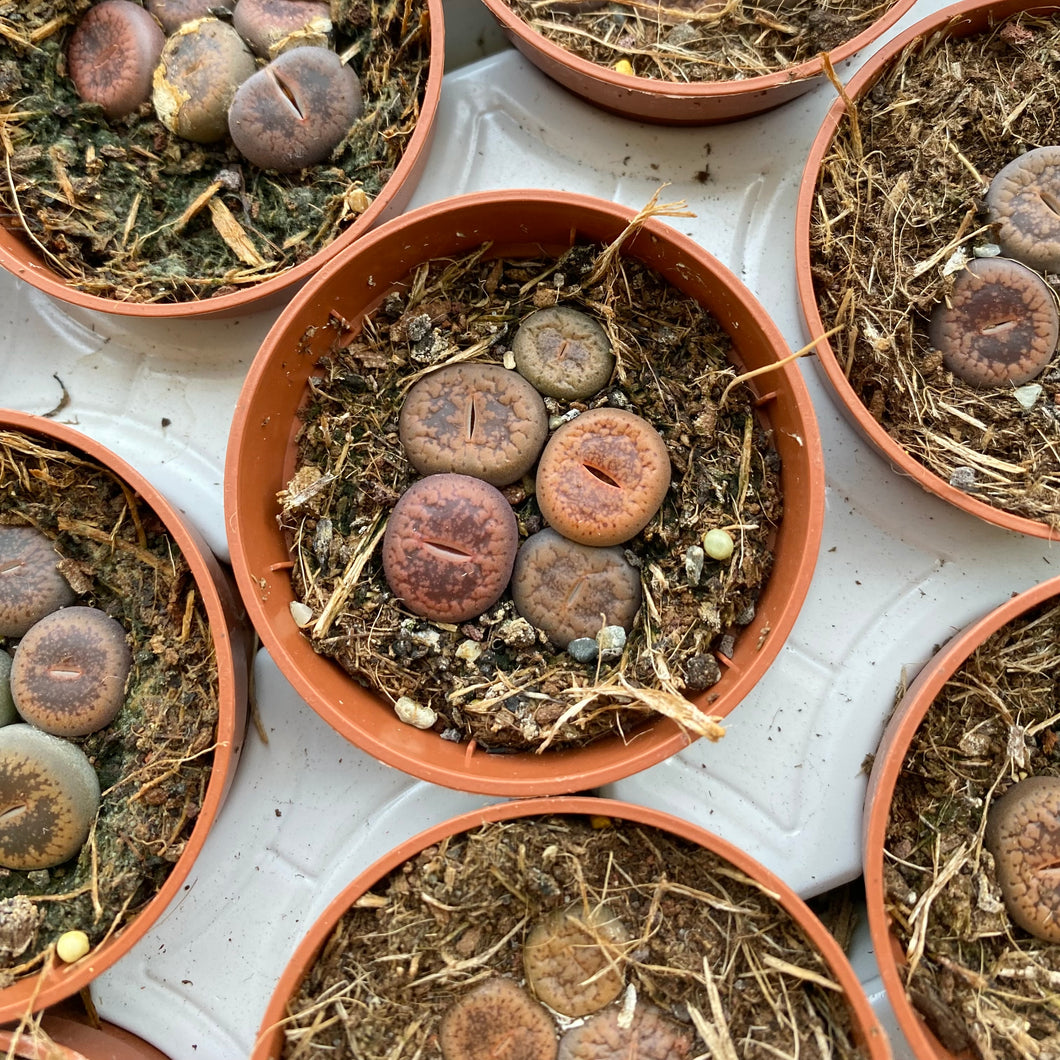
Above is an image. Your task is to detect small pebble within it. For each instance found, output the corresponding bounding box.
[1014,383,1043,409]
[949,465,978,491]
[394,696,437,730]
[703,528,734,561]
[56,929,91,963]
[596,625,626,662]
[684,544,704,585]
[567,637,599,663]
[289,600,314,626]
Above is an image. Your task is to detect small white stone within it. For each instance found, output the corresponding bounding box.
[973,242,1003,258]
[1014,383,1043,409]
[455,639,483,664]
[596,625,627,662]
[289,601,314,627]
[394,696,437,730]
[684,545,704,585]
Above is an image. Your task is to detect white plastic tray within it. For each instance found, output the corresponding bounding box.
[2,0,1053,1054]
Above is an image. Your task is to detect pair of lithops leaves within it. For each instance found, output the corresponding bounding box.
[380,303,674,652]
[67,0,362,173]
[438,903,694,1060]
[0,527,132,872]
[984,774,1060,944]
[930,146,1060,388]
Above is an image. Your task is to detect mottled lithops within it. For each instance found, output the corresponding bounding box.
[439,977,557,1060]
[0,526,76,637]
[524,902,631,1017]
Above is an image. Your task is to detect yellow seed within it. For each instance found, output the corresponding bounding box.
[703,528,735,561]
[56,930,90,963]
[613,59,634,76]
[589,814,612,829]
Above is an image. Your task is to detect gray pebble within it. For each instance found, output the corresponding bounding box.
[568,637,599,663]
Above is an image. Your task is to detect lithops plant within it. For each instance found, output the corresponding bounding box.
[985,146,1060,275]
[381,474,519,623]
[512,306,615,401]
[535,408,671,547]
[439,977,558,1060]
[929,256,1059,387]
[985,774,1060,942]
[10,606,132,738]
[0,725,100,871]
[399,363,549,486]
[0,527,76,639]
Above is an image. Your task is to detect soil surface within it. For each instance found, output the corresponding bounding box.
[0,0,431,304]
[281,229,784,752]
[809,12,1060,529]
[501,0,899,82]
[883,595,1060,1060]
[0,428,219,988]
[277,812,869,1060]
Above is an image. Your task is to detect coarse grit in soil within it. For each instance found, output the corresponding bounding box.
[277,813,868,1059]
[883,596,1060,1060]
[809,12,1060,529]
[0,0,431,303]
[280,234,784,753]
[500,0,900,82]
[0,428,220,985]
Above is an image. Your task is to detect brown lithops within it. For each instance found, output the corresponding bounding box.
[557,1000,693,1060]
[232,0,333,57]
[510,529,641,648]
[0,724,101,871]
[439,977,558,1060]
[0,526,76,638]
[536,408,671,547]
[399,363,549,487]
[986,146,1060,274]
[512,306,615,401]
[929,257,1059,387]
[153,17,257,143]
[67,0,165,119]
[147,0,236,34]
[381,474,519,623]
[227,46,363,172]
[11,606,131,738]
[524,902,631,1017]
[985,775,1060,942]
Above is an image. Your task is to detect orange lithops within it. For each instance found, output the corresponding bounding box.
[985,775,1060,942]
[535,408,670,547]
[439,977,557,1060]
[524,902,631,1017]
[382,474,519,623]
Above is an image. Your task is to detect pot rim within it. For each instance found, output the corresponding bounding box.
[0,0,445,320]
[0,409,249,1021]
[251,794,892,1060]
[794,0,1060,542]
[479,0,918,101]
[862,573,1060,1060]
[224,186,826,796]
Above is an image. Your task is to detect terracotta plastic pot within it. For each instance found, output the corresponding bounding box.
[251,795,892,1060]
[862,574,1060,1060]
[0,410,248,1021]
[224,188,825,796]
[0,1,443,320]
[795,0,1060,541]
[478,0,916,124]
[1,1000,170,1059]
